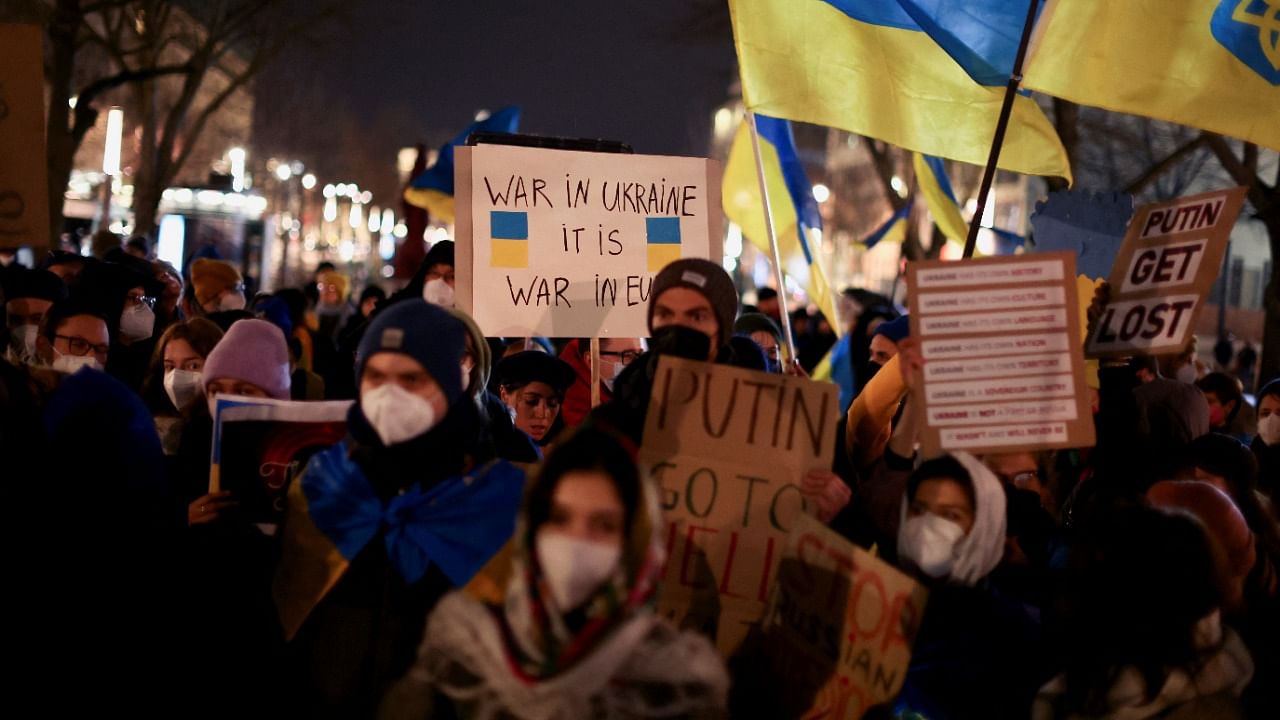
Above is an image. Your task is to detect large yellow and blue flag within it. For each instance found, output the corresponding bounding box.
[860,201,912,249]
[727,0,1072,181]
[1023,0,1280,151]
[404,106,521,223]
[722,114,840,335]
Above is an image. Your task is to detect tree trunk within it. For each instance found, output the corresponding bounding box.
[42,0,80,253]
[132,78,161,235]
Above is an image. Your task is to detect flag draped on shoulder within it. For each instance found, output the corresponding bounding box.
[722,114,840,333]
[727,0,1072,180]
[404,106,522,223]
[1023,0,1280,152]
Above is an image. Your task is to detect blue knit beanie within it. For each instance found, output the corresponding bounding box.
[357,299,465,406]
[873,314,910,344]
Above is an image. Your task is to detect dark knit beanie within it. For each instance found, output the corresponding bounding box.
[425,240,455,270]
[647,258,738,350]
[733,312,781,342]
[873,314,911,344]
[357,299,465,406]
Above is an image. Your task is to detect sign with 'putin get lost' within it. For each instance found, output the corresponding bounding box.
[1085,187,1248,358]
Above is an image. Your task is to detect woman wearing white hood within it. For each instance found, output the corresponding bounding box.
[381,426,728,719]
[892,452,1049,719]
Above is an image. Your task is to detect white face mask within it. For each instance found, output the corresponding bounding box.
[119,303,156,342]
[9,324,39,363]
[361,382,440,445]
[1175,363,1198,384]
[898,513,966,579]
[219,291,247,312]
[423,277,455,308]
[602,359,625,392]
[535,532,622,611]
[164,369,204,412]
[52,350,102,375]
[1257,414,1280,446]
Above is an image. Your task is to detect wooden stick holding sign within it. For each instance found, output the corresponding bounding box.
[1084,186,1248,359]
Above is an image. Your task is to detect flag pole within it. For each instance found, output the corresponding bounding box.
[963,0,1042,258]
[746,110,798,364]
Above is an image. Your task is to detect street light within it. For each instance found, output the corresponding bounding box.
[812,183,831,204]
[275,163,293,182]
[323,183,336,198]
[99,106,124,232]
[229,147,247,192]
[301,173,316,190]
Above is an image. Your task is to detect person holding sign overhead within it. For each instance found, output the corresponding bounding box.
[495,350,576,448]
[381,427,728,719]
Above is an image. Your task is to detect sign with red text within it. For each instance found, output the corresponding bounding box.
[640,356,839,655]
[1085,187,1248,358]
[0,25,50,251]
[455,144,722,338]
[908,252,1095,456]
[760,515,928,719]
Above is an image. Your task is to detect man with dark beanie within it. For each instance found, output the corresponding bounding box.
[589,258,761,444]
[274,299,524,719]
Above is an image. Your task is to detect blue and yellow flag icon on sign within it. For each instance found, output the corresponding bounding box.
[646,217,682,271]
[490,211,529,268]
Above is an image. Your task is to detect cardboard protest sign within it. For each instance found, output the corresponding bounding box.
[210,396,353,525]
[455,144,722,338]
[1085,187,1248,358]
[639,356,839,655]
[907,252,1095,456]
[759,515,928,719]
[0,25,51,251]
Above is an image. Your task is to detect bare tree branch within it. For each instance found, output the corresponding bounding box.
[1122,135,1208,194]
[1203,133,1268,209]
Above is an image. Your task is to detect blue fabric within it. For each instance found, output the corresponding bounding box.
[301,444,525,585]
[408,106,521,195]
[895,0,1042,87]
[923,154,959,203]
[862,200,913,248]
[829,334,855,414]
[755,114,824,263]
[821,0,918,31]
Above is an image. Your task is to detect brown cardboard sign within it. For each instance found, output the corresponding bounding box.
[0,25,51,251]
[759,515,928,719]
[639,355,839,655]
[1085,187,1248,358]
[907,251,1095,456]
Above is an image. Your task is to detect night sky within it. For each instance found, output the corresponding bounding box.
[253,0,737,201]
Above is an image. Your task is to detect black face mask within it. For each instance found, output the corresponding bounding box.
[865,360,883,383]
[649,324,713,362]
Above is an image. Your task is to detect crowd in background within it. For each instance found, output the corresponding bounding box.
[1,233,1276,719]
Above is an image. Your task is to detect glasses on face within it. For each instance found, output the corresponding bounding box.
[997,470,1039,488]
[600,349,641,365]
[126,293,157,309]
[55,334,110,357]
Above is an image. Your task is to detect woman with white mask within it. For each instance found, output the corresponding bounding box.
[381,426,728,720]
[1252,379,1280,497]
[140,318,224,456]
[892,452,1048,719]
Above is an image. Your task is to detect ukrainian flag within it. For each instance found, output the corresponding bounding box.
[404,106,521,223]
[912,153,970,245]
[1024,0,1280,151]
[860,201,912,249]
[728,0,1072,181]
[722,114,840,337]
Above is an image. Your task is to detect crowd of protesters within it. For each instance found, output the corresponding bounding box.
[2,233,1276,719]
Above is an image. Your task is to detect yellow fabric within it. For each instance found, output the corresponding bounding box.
[273,472,351,641]
[189,258,241,306]
[912,153,971,244]
[722,119,841,339]
[1077,275,1104,389]
[403,186,456,224]
[729,0,1073,180]
[317,270,350,300]
[844,353,908,472]
[1024,0,1280,152]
